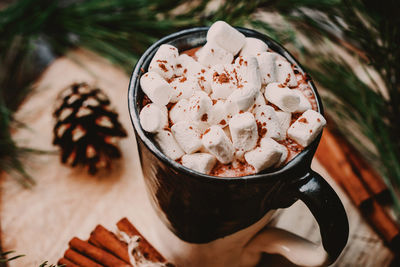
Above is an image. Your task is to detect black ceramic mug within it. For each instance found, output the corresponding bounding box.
[128,27,349,267]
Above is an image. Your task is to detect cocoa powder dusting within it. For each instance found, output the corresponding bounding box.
[256,121,267,138]
[299,118,308,123]
[260,128,267,136]
[218,73,229,83]
[285,74,291,83]
[139,45,319,178]
[158,63,168,72]
[210,161,255,177]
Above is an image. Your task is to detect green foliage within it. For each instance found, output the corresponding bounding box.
[0,0,399,216]
[0,251,62,266]
[38,261,64,267]
[283,0,400,210]
[0,250,24,263]
[0,0,294,186]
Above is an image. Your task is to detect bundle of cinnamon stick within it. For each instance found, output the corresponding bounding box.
[58,218,173,267]
[315,127,400,252]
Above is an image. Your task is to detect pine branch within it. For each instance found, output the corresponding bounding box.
[0,0,399,218]
[0,251,24,263]
[38,261,64,267]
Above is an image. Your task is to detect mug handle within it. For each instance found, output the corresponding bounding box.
[241,170,349,267]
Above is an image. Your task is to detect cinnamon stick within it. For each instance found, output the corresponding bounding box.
[117,218,166,263]
[316,129,372,208]
[334,135,389,200]
[64,248,102,267]
[321,117,389,199]
[316,128,400,251]
[69,237,131,267]
[89,225,130,263]
[364,200,400,251]
[58,256,81,267]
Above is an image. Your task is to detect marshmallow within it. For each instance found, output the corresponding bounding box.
[239,37,268,57]
[276,60,298,87]
[207,21,245,55]
[229,112,258,152]
[169,99,190,124]
[253,104,284,140]
[154,130,184,160]
[198,41,234,67]
[181,153,217,174]
[210,64,237,99]
[139,103,168,133]
[287,110,326,147]
[188,91,213,121]
[228,86,259,113]
[234,56,262,91]
[171,121,203,154]
[275,111,291,138]
[149,44,178,79]
[176,54,204,77]
[202,125,235,164]
[292,89,312,113]
[257,52,278,84]
[140,71,172,106]
[244,141,282,172]
[169,76,200,103]
[195,69,212,94]
[208,100,230,127]
[260,137,288,167]
[264,83,300,112]
[253,92,266,108]
[192,121,210,134]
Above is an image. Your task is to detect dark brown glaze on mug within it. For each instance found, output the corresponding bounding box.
[128,27,349,264]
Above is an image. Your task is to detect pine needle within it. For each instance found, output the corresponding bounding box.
[0,0,399,217]
[0,250,25,263]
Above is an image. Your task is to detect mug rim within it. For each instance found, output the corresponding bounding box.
[128,26,324,182]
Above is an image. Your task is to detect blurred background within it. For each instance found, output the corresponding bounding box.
[0,0,399,266]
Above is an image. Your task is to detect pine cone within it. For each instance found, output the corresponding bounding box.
[53,82,127,174]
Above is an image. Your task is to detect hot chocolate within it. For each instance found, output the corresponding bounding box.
[138,21,326,177]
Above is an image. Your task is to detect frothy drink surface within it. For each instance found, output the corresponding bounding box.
[138,21,326,177]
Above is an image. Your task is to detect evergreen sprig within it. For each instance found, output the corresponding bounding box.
[0,0,295,186]
[279,0,400,212]
[0,0,399,217]
[0,250,24,263]
[38,261,64,267]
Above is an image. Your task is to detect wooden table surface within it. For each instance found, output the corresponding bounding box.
[0,50,394,266]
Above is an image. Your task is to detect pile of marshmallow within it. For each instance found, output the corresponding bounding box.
[139,21,326,175]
